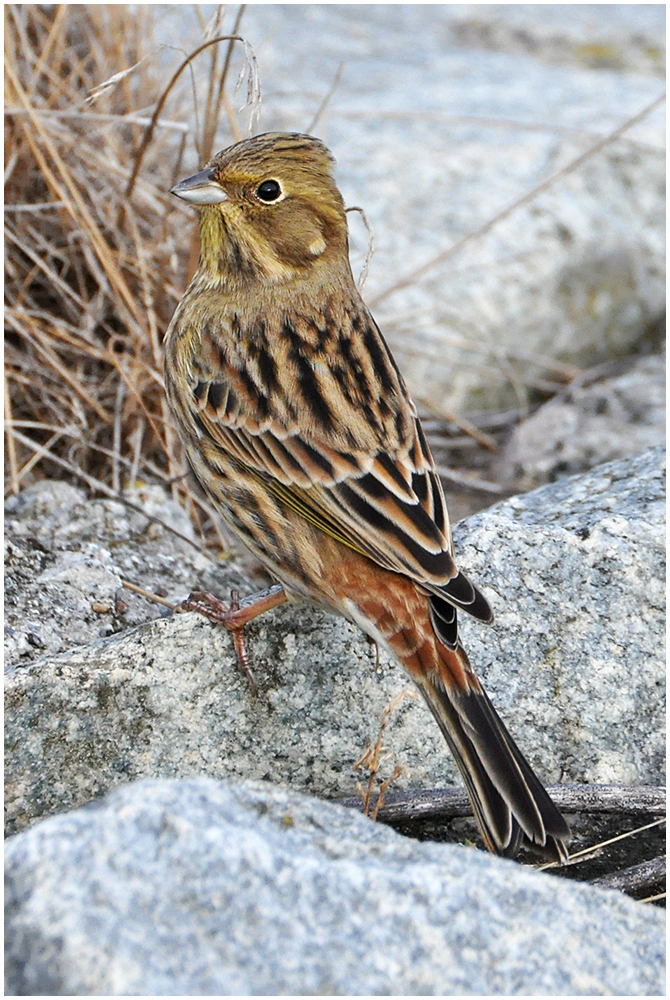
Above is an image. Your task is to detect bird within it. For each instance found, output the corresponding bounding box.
[164,131,570,861]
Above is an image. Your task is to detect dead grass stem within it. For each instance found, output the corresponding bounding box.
[4,4,250,542]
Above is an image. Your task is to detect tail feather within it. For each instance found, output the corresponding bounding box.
[467,682,572,857]
[407,640,570,861]
[416,677,521,855]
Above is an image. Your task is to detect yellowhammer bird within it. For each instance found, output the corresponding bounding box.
[164,131,570,861]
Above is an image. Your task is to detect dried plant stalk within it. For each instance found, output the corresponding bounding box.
[4,4,251,544]
[354,689,418,817]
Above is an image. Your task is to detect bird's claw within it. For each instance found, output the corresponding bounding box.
[178,589,258,695]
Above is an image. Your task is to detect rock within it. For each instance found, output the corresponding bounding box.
[5,449,664,836]
[497,353,665,488]
[4,480,258,665]
[457,446,665,790]
[156,4,665,412]
[445,5,666,75]
[4,596,421,837]
[4,778,665,997]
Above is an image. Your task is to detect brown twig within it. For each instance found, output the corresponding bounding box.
[205,5,247,157]
[371,766,404,822]
[354,689,418,817]
[307,61,345,133]
[120,34,245,221]
[434,465,507,495]
[337,784,666,822]
[6,58,145,331]
[120,580,177,609]
[591,856,665,895]
[419,405,499,452]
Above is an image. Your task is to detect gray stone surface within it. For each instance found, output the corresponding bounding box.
[5,449,664,836]
[444,4,666,75]
[498,353,666,488]
[4,778,665,997]
[458,446,665,789]
[4,480,257,665]
[157,3,665,413]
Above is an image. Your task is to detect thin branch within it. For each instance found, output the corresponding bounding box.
[5,201,67,212]
[121,580,177,610]
[307,61,345,133]
[591,856,665,895]
[207,5,247,155]
[414,398,500,451]
[5,108,190,131]
[121,35,244,216]
[639,891,666,905]
[336,784,666,823]
[538,818,666,872]
[345,205,375,292]
[434,465,507,495]
[4,372,20,495]
[9,429,214,561]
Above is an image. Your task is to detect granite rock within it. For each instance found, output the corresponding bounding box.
[4,778,665,997]
[5,449,664,836]
[498,353,665,488]
[4,480,256,665]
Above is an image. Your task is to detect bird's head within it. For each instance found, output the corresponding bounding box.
[171,132,349,285]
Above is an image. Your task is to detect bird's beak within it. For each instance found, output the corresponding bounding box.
[170,168,228,205]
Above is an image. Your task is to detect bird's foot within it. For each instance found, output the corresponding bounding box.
[177,584,287,695]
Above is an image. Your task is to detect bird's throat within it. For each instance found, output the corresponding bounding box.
[197,207,300,288]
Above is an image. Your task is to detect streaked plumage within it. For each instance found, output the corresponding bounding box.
[165,131,570,860]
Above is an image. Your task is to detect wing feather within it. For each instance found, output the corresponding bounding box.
[178,302,492,625]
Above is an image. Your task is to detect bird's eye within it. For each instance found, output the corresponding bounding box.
[256,179,282,202]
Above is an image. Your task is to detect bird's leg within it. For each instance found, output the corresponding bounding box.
[180,583,288,629]
[178,584,287,694]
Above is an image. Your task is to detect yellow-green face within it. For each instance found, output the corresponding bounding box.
[172,132,348,278]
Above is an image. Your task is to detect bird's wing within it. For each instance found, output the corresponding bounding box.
[181,304,491,627]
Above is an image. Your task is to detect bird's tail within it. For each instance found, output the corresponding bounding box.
[389,629,570,861]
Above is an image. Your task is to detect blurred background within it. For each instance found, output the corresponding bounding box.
[5,3,665,540]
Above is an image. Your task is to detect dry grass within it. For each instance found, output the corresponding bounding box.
[354,689,418,820]
[5,4,253,545]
